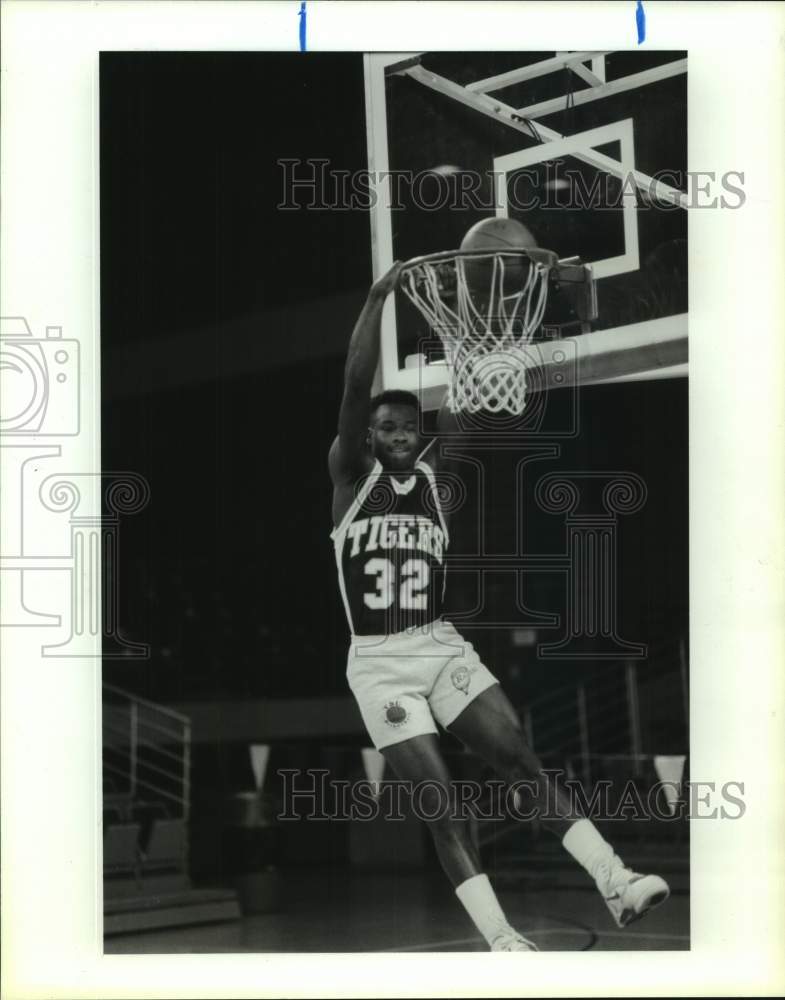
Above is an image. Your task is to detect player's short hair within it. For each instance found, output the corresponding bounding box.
[369,389,420,420]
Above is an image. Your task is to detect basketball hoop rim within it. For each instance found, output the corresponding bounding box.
[399,246,559,273]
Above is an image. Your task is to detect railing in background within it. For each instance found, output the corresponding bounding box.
[103,683,191,821]
[473,643,689,850]
[520,636,689,785]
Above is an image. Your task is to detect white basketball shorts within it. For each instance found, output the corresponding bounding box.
[346,618,499,750]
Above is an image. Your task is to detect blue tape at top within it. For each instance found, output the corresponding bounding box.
[299,1,307,52]
[636,1,646,45]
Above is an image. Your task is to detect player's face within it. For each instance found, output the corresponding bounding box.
[369,404,421,470]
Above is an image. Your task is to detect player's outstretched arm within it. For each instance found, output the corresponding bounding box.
[329,261,402,483]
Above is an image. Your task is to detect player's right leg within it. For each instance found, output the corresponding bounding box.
[382,733,537,951]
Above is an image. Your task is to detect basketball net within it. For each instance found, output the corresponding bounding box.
[400,249,555,414]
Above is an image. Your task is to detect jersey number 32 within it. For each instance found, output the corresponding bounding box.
[364,557,429,610]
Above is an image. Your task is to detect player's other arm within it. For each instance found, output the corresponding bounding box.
[328,261,402,484]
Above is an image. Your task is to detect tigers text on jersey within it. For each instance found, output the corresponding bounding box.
[331,459,449,636]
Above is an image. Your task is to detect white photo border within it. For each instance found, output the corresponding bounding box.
[2,1,784,997]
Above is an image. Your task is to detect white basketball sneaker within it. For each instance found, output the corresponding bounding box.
[490,929,539,952]
[598,864,671,928]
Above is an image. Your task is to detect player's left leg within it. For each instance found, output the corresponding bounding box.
[447,684,671,928]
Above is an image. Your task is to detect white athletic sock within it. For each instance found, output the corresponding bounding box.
[455,873,512,946]
[562,819,624,890]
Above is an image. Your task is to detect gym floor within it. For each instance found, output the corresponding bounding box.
[105,855,689,954]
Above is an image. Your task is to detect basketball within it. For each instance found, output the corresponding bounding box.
[461,216,538,252]
[459,217,538,303]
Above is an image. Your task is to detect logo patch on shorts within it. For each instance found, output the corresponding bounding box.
[451,665,472,695]
[384,700,409,727]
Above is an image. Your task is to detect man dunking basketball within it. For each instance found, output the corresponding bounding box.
[329,258,670,952]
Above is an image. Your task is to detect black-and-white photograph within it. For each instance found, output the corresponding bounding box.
[2,3,784,997]
[101,49,690,953]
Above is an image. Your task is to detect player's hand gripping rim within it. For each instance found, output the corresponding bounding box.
[370,260,403,300]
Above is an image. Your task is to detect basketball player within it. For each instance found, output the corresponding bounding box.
[329,261,670,951]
